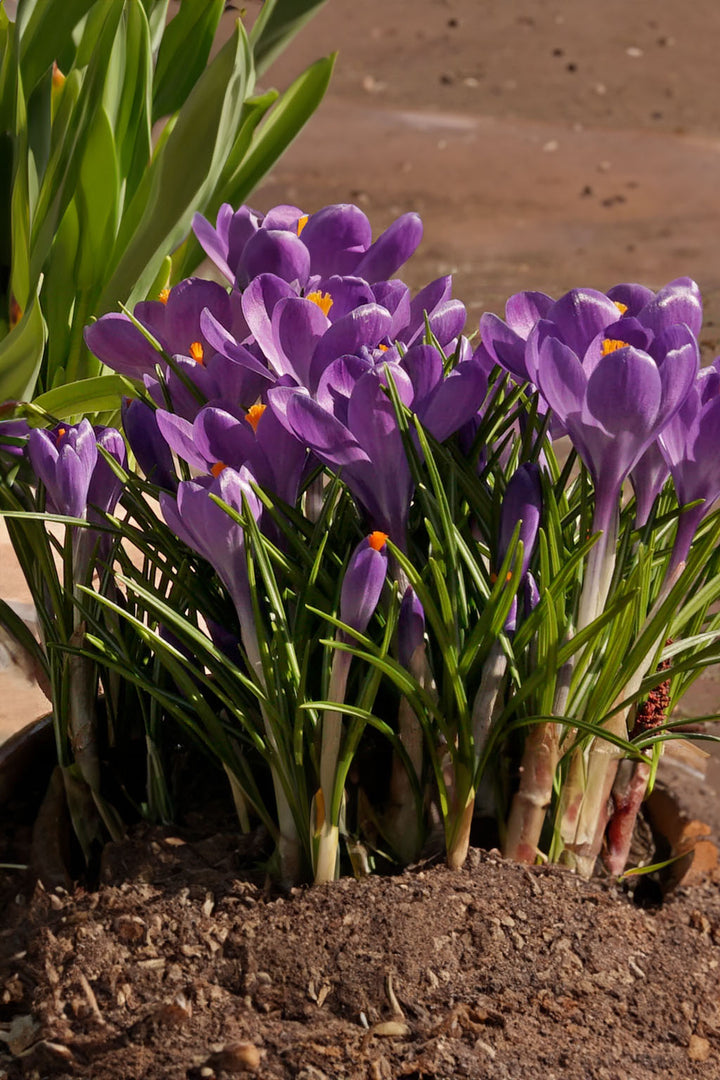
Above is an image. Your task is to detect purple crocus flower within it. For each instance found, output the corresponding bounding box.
[159,467,264,670]
[156,401,307,508]
[534,323,698,625]
[193,202,423,291]
[398,585,426,670]
[121,398,177,492]
[84,278,248,381]
[659,357,720,571]
[497,463,543,632]
[27,420,98,519]
[339,532,389,641]
[479,278,703,388]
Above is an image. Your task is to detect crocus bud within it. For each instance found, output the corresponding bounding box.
[340,531,388,640]
[27,420,98,519]
[122,398,177,492]
[498,463,542,580]
[398,586,425,669]
[88,427,126,520]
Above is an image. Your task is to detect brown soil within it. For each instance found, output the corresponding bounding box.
[4,4,720,1079]
[2,825,720,1080]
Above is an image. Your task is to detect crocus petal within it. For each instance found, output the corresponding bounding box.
[419,360,488,442]
[272,296,330,386]
[479,312,530,382]
[241,273,296,371]
[192,208,234,282]
[309,303,393,388]
[286,393,369,467]
[585,347,662,437]
[84,314,164,378]
[353,212,423,282]
[499,463,542,579]
[398,587,425,669]
[241,228,311,288]
[638,277,703,337]
[535,334,587,421]
[546,288,621,359]
[606,282,655,317]
[301,204,372,277]
[122,399,177,491]
[504,291,554,336]
[156,410,208,471]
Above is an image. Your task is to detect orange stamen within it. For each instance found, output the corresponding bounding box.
[245,404,266,432]
[189,341,204,364]
[297,214,309,237]
[601,338,629,356]
[490,570,513,584]
[211,461,226,477]
[56,427,67,446]
[368,531,389,551]
[613,301,628,315]
[377,344,388,352]
[158,287,171,304]
[306,290,333,317]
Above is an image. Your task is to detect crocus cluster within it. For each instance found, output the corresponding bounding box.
[13,200,720,887]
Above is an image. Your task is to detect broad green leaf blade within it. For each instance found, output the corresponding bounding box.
[0,290,45,401]
[74,106,119,289]
[100,21,252,313]
[151,0,224,123]
[28,373,139,418]
[224,53,334,211]
[250,0,330,77]
[28,0,124,282]
[17,0,96,94]
[112,0,152,204]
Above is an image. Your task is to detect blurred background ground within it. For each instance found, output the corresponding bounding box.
[3,0,720,743]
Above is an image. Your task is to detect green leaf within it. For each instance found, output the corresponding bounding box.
[112,0,152,204]
[250,0,330,77]
[29,0,125,283]
[100,20,252,312]
[221,53,334,211]
[151,0,224,123]
[74,106,119,289]
[28,373,138,418]
[0,290,45,401]
[17,0,97,94]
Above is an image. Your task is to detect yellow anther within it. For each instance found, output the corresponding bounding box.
[210,461,226,477]
[601,338,629,356]
[297,214,309,237]
[159,288,171,304]
[56,427,67,445]
[189,341,204,364]
[367,531,389,551]
[378,344,389,352]
[245,403,266,432]
[614,301,628,315]
[306,290,333,317]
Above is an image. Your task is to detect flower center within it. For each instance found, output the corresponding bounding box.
[158,288,171,304]
[189,341,204,364]
[368,531,389,551]
[246,404,266,432]
[306,290,333,317]
[297,214,309,237]
[211,461,226,477]
[601,338,629,356]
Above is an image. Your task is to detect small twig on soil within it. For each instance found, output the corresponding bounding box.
[77,971,105,1026]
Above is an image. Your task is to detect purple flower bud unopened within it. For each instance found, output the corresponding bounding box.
[340,532,388,640]
[122,398,177,492]
[498,463,542,580]
[398,586,425,669]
